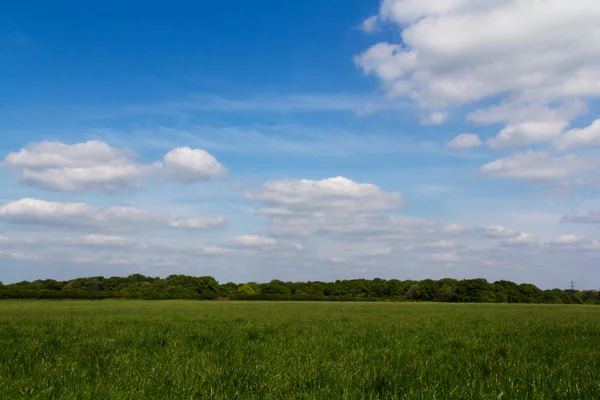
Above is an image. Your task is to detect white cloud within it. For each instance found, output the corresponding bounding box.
[555,119,600,150]
[294,243,307,251]
[169,216,226,230]
[421,111,449,125]
[488,120,568,149]
[163,147,226,182]
[361,15,379,33]
[246,176,404,214]
[356,0,600,132]
[357,0,600,107]
[550,235,586,245]
[3,141,162,191]
[502,232,536,247]
[440,223,477,235]
[4,166,572,287]
[247,177,471,242]
[200,245,234,255]
[484,225,518,239]
[227,235,278,247]
[546,235,600,251]
[0,198,224,232]
[253,199,478,241]
[480,151,598,182]
[445,133,481,149]
[141,243,237,257]
[3,141,227,191]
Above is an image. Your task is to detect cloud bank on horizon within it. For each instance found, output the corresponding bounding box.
[1,0,600,289]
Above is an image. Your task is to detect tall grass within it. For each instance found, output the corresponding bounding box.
[1,301,599,399]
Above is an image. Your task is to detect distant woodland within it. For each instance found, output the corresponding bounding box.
[1,275,598,304]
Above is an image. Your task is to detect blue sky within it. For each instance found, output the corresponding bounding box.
[1,0,600,289]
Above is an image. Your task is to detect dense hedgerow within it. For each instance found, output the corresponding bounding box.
[1,275,598,304]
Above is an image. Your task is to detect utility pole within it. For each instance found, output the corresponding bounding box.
[569,280,575,291]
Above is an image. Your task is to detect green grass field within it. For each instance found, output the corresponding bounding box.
[1,301,599,399]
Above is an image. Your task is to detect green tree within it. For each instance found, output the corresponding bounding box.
[219,282,238,295]
[237,284,257,295]
[261,280,292,295]
[435,284,457,302]
[166,275,219,294]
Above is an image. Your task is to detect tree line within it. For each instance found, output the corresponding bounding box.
[0,275,598,304]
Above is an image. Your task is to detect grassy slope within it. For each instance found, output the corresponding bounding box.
[1,301,599,399]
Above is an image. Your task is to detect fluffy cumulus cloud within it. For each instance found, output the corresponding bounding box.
[480,151,598,182]
[0,198,225,231]
[487,121,569,149]
[471,100,588,148]
[246,176,404,214]
[445,133,481,150]
[163,147,227,182]
[555,119,600,150]
[247,176,510,248]
[357,0,600,107]
[484,226,519,239]
[356,0,600,147]
[3,141,162,191]
[2,141,226,191]
[502,233,536,247]
[546,235,600,251]
[246,177,429,242]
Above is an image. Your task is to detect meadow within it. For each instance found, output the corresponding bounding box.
[1,301,599,399]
